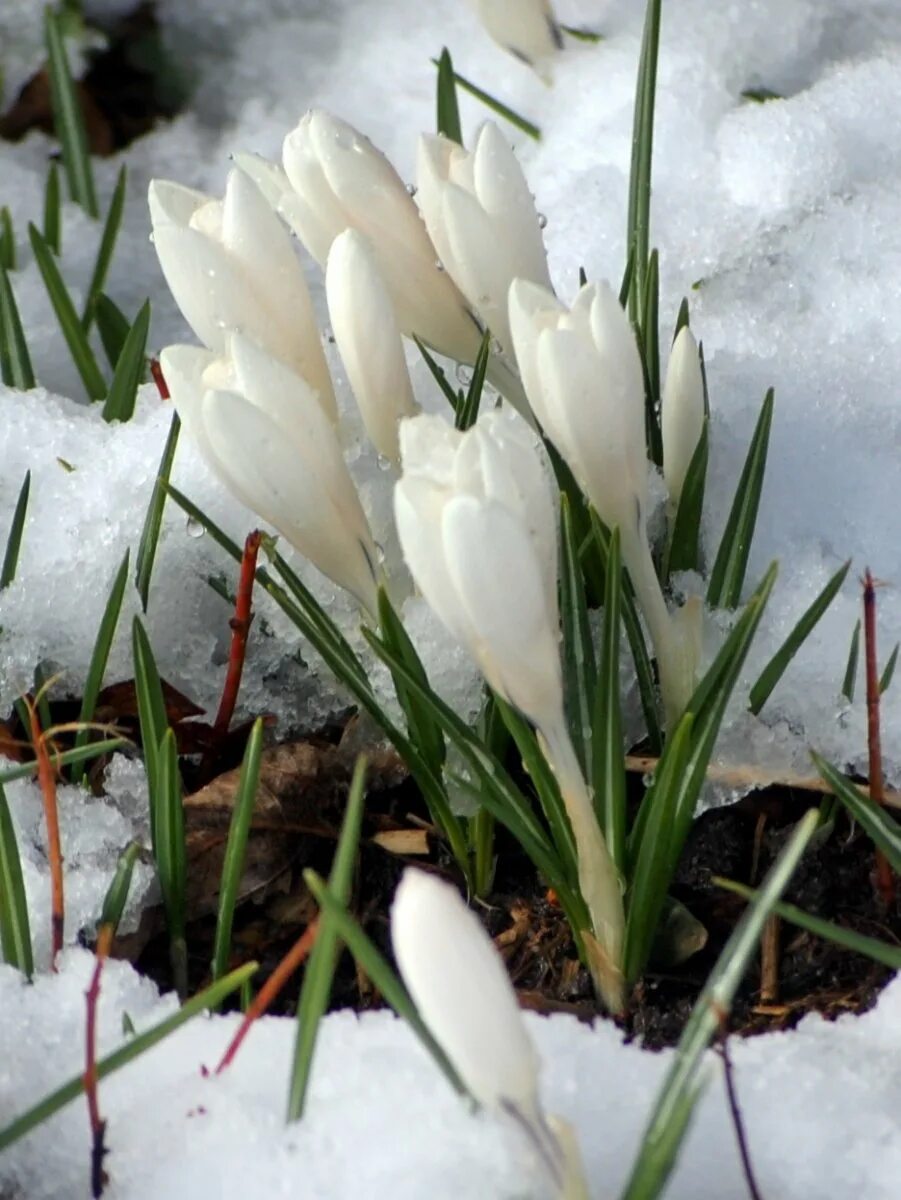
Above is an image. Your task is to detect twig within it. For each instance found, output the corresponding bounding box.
[863,570,895,907]
[214,918,319,1074]
[211,531,261,748]
[716,1018,764,1200]
[759,917,780,1005]
[149,357,170,400]
[26,699,64,966]
[84,924,112,1198]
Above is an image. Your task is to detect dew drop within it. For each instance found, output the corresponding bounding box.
[406,183,418,197]
[537,212,548,229]
[185,517,205,539]
[455,363,473,386]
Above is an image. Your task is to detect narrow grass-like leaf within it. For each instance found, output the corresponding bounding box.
[561,25,604,42]
[592,525,626,872]
[619,244,635,310]
[378,589,446,773]
[0,739,128,786]
[287,755,368,1120]
[811,752,901,873]
[748,558,850,715]
[95,293,130,369]
[436,48,463,144]
[455,328,490,431]
[621,808,819,1200]
[82,165,127,330]
[43,162,61,255]
[880,643,899,695]
[414,335,463,414]
[0,266,36,389]
[0,961,257,1152]
[28,224,107,400]
[99,842,141,931]
[626,0,662,322]
[432,60,541,140]
[157,728,187,999]
[305,869,470,1099]
[560,493,597,773]
[45,6,98,218]
[662,421,708,579]
[715,878,901,969]
[0,781,33,978]
[71,549,130,783]
[211,719,264,986]
[0,208,14,270]
[102,299,149,423]
[135,413,181,610]
[1,471,31,590]
[673,298,690,340]
[706,388,774,609]
[842,618,861,702]
[132,616,168,849]
[641,249,662,465]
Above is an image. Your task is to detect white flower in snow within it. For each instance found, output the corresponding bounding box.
[391,868,589,1199]
[148,168,336,422]
[508,277,697,725]
[661,326,705,509]
[394,411,625,1010]
[417,121,552,357]
[469,0,563,83]
[160,334,379,616]
[325,229,418,463]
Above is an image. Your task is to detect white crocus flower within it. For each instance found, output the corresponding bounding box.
[509,277,696,726]
[395,411,625,1012]
[391,869,589,1200]
[661,325,705,509]
[160,334,379,617]
[417,121,553,357]
[325,229,418,463]
[469,0,564,83]
[148,168,336,422]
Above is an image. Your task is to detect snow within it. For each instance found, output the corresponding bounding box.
[0,950,899,1199]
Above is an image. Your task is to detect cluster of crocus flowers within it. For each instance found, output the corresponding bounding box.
[394,410,625,1013]
[391,868,589,1199]
[468,0,564,83]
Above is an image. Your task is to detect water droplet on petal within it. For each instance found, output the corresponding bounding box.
[185,517,205,539]
[406,183,418,197]
[455,363,473,386]
[537,212,548,229]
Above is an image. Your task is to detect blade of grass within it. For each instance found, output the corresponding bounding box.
[0,961,257,1152]
[43,162,61,255]
[626,0,662,323]
[0,266,36,389]
[842,618,861,702]
[45,6,98,218]
[71,550,131,784]
[101,299,149,423]
[94,293,130,370]
[132,615,168,850]
[621,808,819,1200]
[135,410,180,610]
[592,525,626,873]
[455,328,490,431]
[662,421,708,579]
[1,471,31,590]
[436,47,463,144]
[414,335,463,414]
[99,842,142,932]
[0,208,14,270]
[431,60,541,140]
[377,589,446,773]
[82,165,127,330]
[640,249,662,465]
[748,558,851,715]
[811,751,901,873]
[304,869,469,1099]
[287,755,367,1120]
[880,643,899,695]
[28,224,107,400]
[157,728,187,999]
[0,781,34,978]
[560,493,597,774]
[0,739,128,786]
[706,388,774,609]
[211,718,264,985]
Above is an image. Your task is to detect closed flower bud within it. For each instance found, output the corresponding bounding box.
[416,122,552,356]
[325,229,418,463]
[149,169,336,422]
[469,0,564,83]
[160,335,378,616]
[662,326,705,508]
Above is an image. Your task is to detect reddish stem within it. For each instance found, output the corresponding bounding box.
[149,358,170,400]
[863,569,895,907]
[215,918,319,1075]
[27,704,64,967]
[84,925,112,1198]
[211,531,261,747]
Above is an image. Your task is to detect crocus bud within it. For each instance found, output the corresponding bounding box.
[279,110,482,366]
[149,169,336,422]
[416,122,552,357]
[469,0,564,83]
[161,335,379,616]
[509,277,696,725]
[661,326,705,508]
[391,869,589,1199]
[325,229,418,463]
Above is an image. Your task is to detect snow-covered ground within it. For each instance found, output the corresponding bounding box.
[1,1,900,1196]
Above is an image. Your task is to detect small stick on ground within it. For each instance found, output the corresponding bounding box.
[211,531,261,748]
[717,1016,764,1200]
[214,918,320,1075]
[26,698,64,966]
[759,917,780,1005]
[84,924,113,1198]
[863,569,895,908]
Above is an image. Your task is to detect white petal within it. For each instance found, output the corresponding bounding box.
[470,0,563,82]
[158,343,216,443]
[326,230,417,461]
[232,152,292,209]
[507,278,566,425]
[472,123,551,290]
[442,182,516,350]
[662,326,705,506]
[391,869,541,1112]
[151,224,247,354]
[148,179,210,230]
